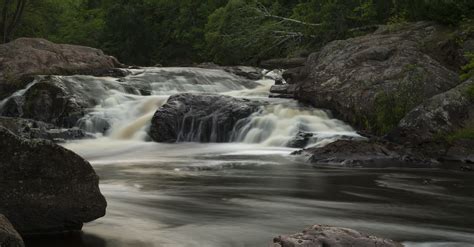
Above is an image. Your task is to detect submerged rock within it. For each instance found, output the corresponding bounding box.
[0,215,24,247]
[0,127,106,235]
[149,93,260,143]
[296,139,434,168]
[273,225,403,247]
[0,38,124,100]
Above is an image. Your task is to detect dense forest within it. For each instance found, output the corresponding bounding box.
[1,0,473,66]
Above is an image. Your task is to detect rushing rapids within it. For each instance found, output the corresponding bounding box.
[0,67,357,147]
[1,67,473,247]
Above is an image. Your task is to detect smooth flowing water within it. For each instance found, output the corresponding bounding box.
[19,68,474,247]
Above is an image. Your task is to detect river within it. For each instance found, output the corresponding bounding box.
[21,67,474,247]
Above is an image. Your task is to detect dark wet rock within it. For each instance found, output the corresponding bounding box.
[197,63,263,80]
[149,93,260,143]
[270,84,297,99]
[282,67,306,85]
[273,225,403,247]
[297,139,435,168]
[0,38,124,100]
[461,165,473,171]
[444,139,474,164]
[0,215,24,247]
[0,74,145,128]
[0,117,91,141]
[295,22,461,135]
[260,57,307,70]
[287,132,314,148]
[275,78,284,85]
[0,127,107,235]
[224,66,263,80]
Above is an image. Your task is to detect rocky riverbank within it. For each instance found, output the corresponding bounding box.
[0,21,472,245]
[0,38,113,245]
[272,21,474,165]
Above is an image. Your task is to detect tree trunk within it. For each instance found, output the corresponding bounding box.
[6,0,27,42]
[1,0,11,43]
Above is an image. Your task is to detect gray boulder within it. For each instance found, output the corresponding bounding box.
[296,139,434,168]
[273,225,403,247]
[0,127,106,235]
[388,78,474,161]
[149,93,260,143]
[0,215,24,247]
[0,38,124,100]
[295,22,462,135]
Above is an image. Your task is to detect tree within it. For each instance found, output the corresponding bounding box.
[1,0,27,43]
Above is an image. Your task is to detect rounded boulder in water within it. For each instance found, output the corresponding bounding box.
[0,127,107,235]
[148,93,260,143]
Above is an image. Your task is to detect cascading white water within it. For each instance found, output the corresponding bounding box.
[0,79,39,112]
[231,104,359,148]
[0,67,359,148]
[76,67,266,141]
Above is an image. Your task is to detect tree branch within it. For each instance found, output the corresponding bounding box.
[254,2,322,27]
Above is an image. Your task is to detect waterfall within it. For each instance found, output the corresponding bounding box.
[0,67,359,148]
[231,104,358,148]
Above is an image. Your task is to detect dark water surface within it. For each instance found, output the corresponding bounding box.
[26,141,474,247]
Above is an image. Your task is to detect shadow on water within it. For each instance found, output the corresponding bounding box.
[24,232,107,247]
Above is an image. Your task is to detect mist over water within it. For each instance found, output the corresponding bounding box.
[22,67,474,247]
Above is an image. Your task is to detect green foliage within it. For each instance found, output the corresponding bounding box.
[466,84,474,101]
[445,126,474,142]
[461,53,474,81]
[6,0,474,65]
[372,64,426,134]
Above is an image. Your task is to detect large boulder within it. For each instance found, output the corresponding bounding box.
[273,225,403,247]
[149,93,260,142]
[0,127,106,235]
[0,215,24,247]
[295,22,463,135]
[388,78,474,162]
[0,38,124,100]
[295,139,434,168]
[0,74,131,128]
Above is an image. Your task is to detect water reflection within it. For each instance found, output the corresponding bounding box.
[47,141,474,247]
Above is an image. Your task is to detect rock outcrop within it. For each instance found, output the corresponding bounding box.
[0,215,24,247]
[0,38,125,100]
[0,127,106,235]
[149,93,260,142]
[294,22,463,135]
[388,78,474,162]
[0,74,134,128]
[273,225,403,247]
[295,139,434,168]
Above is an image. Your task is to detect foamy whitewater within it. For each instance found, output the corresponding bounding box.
[3,67,473,247]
